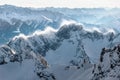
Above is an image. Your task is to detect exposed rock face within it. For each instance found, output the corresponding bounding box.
[92,45,120,80]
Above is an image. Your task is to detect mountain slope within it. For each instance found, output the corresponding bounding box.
[0,23,120,80]
[0,24,91,80]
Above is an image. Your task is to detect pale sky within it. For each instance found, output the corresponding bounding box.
[0,0,120,8]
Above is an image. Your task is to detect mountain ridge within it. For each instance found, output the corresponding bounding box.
[0,5,120,45]
[0,23,120,80]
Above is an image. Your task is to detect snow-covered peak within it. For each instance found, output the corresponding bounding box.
[0,22,120,80]
[0,22,118,62]
[0,23,93,80]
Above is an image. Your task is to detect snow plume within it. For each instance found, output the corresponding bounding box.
[31,26,57,39]
[104,28,116,34]
[12,26,57,41]
[34,26,57,35]
[84,27,116,35]
[12,33,28,40]
[84,27,102,33]
[60,19,82,27]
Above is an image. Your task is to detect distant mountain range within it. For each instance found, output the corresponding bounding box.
[0,5,120,44]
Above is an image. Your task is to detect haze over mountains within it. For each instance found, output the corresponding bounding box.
[0,5,120,80]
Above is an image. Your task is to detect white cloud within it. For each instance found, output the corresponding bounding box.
[0,0,120,8]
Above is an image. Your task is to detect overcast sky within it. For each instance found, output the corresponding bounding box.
[0,0,120,8]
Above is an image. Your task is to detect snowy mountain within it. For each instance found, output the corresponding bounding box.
[0,5,120,80]
[0,23,120,80]
[0,24,91,80]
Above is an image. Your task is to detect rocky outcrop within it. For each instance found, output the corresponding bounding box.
[92,45,120,80]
